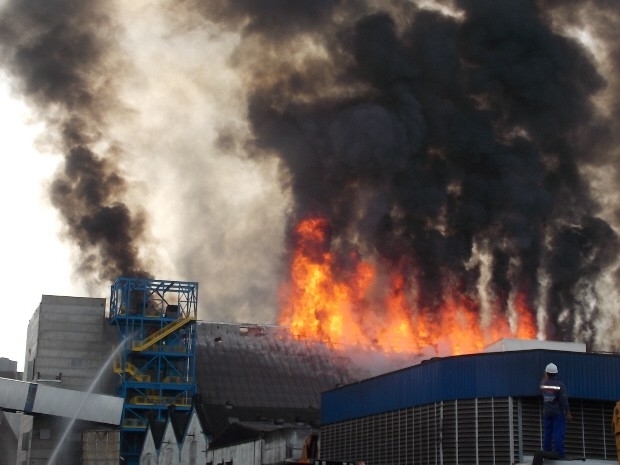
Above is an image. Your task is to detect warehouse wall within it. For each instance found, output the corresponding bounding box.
[320,397,617,465]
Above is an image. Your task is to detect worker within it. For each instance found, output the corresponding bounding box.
[612,401,620,464]
[540,362,572,459]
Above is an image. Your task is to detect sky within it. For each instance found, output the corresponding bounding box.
[1,0,620,372]
[0,75,85,370]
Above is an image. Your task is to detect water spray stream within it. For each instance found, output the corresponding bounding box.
[47,337,128,465]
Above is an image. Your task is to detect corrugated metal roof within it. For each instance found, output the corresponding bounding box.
[196,322,356,408]
[321,349,620,424]
[195,322,359,436]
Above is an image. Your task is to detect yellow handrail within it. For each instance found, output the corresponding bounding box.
[113,360,151,382]
[131,316,196,352]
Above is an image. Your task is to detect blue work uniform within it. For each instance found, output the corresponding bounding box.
[540,377,570,457]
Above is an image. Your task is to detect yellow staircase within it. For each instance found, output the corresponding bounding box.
[131,316,196,352]
[113,359,151,382]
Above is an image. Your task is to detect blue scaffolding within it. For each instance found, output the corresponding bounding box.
[108,277,198,464]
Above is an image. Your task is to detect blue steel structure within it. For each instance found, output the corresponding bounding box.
[109,277,198,464]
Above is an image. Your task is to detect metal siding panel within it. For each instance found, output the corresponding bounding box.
[0,378,123,425]
[0,377,30,411]
[33,384,124,424]
[411,359,441,405]
[321,349,620,424]
[359,376,396,416]
[359,377,383,416]
[322,383,361,424]
[320,397,617,463]
[557,352,620,401]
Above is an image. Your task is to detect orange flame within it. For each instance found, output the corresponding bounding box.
[279,216,537,356]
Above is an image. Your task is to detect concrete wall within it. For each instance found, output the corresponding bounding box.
[24,416,81,465]
[0,356,21,382]
[207,440,262,465]
[140,410,209,465]
[0,357,17,372]
[207,427,314,465]
[26,295,115,393]
[24,306,39,383]
[158,424,179,465]
[0,410,17,465]
[19,416,114,465]
[16,414,33,465]
[82,430,120,465]
[262,428,312,464]
[180,411,209,465]
[19,295,121,465]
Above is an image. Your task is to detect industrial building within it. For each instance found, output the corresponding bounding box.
[17,295,122,465]
[196,321,356,465]
[2,278,357,465]
[3,279,620,464]
[319,340,620,465]
[140,403,208,464]
[0,358,20,465]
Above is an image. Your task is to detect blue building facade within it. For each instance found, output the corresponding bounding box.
[320,348,620,464]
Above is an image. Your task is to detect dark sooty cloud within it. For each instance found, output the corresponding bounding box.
[2,0,620,347]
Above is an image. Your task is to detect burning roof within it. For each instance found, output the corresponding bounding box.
[1,1,620,354]
[194,321,359,436]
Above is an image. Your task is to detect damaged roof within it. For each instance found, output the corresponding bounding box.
[195,322,358,437]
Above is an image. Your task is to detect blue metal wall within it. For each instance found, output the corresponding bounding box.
[321,349,620,424]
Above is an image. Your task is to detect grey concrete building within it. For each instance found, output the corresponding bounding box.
[206,422,316,465]
[0,357,20,465]
[0,357,18,379]
[6,297,357,465]
[22,295,116,390]
[0,411,18,465]
[17,295,120,465]
[139,404,209,465]
[0,361,19,465]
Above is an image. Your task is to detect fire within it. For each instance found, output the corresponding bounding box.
[279,216,537,356]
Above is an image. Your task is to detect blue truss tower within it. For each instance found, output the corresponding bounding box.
[108,277,198,465]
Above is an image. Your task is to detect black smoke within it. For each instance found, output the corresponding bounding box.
[0,0,152,283]
[1,0,620,347]
[177,0,620,345]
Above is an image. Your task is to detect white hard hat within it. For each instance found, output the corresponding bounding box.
[545,363,558,374]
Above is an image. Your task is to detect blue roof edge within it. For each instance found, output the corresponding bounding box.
[321,348,620,424]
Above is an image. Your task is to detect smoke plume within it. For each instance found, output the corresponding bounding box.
[0,1,152,285]
[1,0,620,349]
